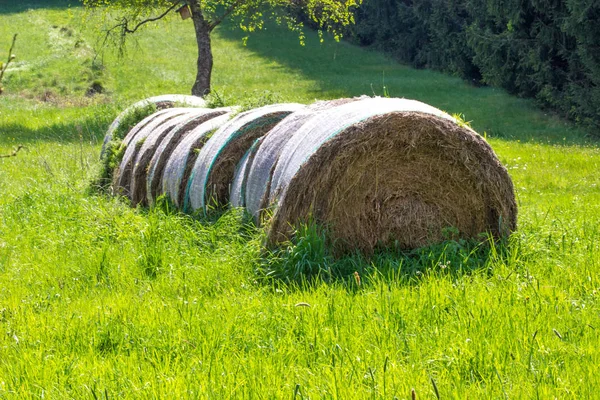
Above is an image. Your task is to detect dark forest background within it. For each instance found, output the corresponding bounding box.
[338,0,600,131]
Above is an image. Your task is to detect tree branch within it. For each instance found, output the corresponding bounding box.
[123,2,181,35]
[0,33,18,95]
[103,2,181,53]
[0,145,25,159]
[208,0,247,31]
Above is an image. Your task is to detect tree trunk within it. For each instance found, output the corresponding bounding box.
[189,0,213,97]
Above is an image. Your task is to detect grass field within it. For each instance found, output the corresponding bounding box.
[1,1,600,398]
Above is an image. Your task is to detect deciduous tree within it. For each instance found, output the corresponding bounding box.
[84,0,360,96]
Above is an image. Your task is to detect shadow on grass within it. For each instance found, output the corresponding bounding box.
[0,120,107,146]
[142,202,517,291]
[0,109,113,146]
[96,186,520,291]
[216,23,384,101]
[0,0,75,15]
[256,222,519,292]
[216,23,596,146]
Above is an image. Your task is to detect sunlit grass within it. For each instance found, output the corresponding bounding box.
[0,1,599,398]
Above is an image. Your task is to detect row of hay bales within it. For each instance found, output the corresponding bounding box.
[102,95,517,253]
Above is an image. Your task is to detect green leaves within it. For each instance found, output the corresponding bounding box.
[349,0,600,134]
[84,0,361,48]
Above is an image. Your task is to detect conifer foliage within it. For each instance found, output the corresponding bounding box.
[349,0,600,132]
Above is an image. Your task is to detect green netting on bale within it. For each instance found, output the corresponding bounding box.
[186,103,305,213]
[230,137,263,208]
[145,108,230,206]
[100,94,206,158]
[265,97,517,253]
[113,108,199,198]
[161,113,232,209]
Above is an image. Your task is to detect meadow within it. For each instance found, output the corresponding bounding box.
[0,1,599,398]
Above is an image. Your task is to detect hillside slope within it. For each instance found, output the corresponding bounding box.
[0,2,599,398]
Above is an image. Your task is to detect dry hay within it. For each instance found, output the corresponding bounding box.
[101,94,206,157]
[230,138,263,208]
[162,113,233,209]
[114,108,171,147]
[130,109,228,206]
[145,107,231,206]
[244,98,363,222]
[113,108,199,198]
[187,103,305,213]
[266,97,517,254]
[98,108,185,193]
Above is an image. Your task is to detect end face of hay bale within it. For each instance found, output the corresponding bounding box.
[131,108,222,206]
[230,138,263,208]
[266,98,516,253]
[113,108,199,199]
[100,94,206,158]
[187,103,305,213]
[146,108,230,206]
[161,113,233,209]
[245,98,361,223]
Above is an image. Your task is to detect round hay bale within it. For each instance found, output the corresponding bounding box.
[187,103,305,213]
[130,108,229,206]
[266,97,517,253]
[101,94,206,158]
[244,98,361,222]
[162,113,233,209]
[230,138,263,208]
[145,108,231,207]
[113,108,199,198]
[98,108,177,191]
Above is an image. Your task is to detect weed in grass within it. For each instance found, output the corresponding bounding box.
[96,244,111,286]
[204,87,230,108]
[260,221,335,284]
[93,102,157,192]
[238,89,284,111]
[259,221,514,290]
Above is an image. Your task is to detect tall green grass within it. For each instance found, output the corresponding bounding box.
[1,1,599,398]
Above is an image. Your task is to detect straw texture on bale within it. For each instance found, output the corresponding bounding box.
[162,113,232,209]
[145,108,230,206]
[101,94,206,157]
[266,97,517,253]
[113,108,199,198]
[112,107,173,148]
[102,95,517,254]
[244,98,361,221]
[230,138,263,208]
[130,109,228,206]
[187,103,305,213]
